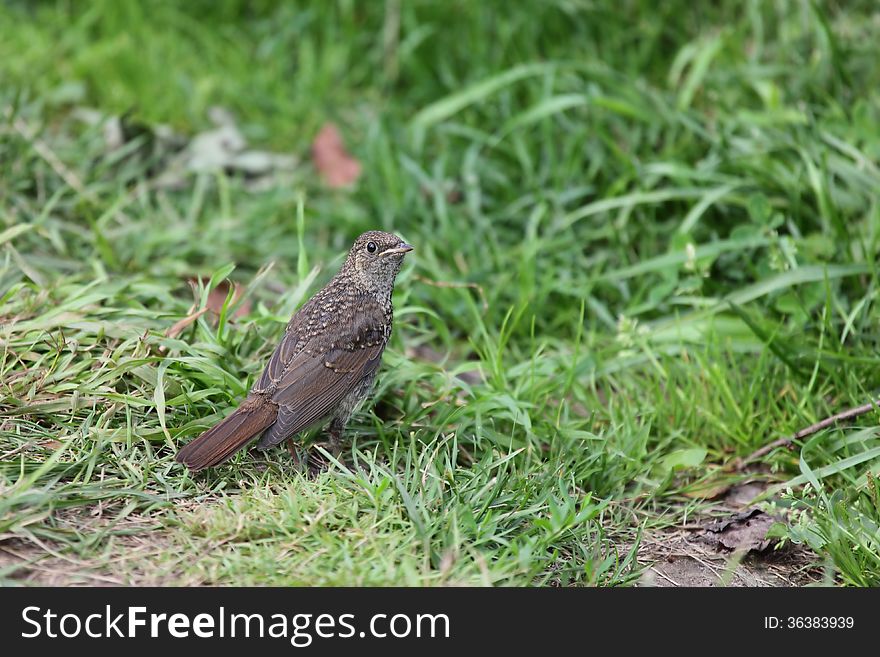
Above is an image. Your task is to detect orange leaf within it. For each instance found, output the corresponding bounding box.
[187,277,252,319]
[165,307,209,339]
[206,280,251,318]
[312,123,361,188]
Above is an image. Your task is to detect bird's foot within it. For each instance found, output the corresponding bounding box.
[306,438,341,477]
[285,439,308,471]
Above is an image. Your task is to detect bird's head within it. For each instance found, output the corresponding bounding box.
[344,230,413,296]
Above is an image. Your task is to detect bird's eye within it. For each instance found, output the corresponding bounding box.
[366,241,377,254]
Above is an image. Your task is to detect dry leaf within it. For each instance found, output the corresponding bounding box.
[723,481,768,507]
[187,277,252,319]
[700,509,777,553]
[165,307,208,339]
[206,280,251,318]
[312,123,361,188]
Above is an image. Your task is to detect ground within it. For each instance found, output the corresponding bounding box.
[2,1,880,586]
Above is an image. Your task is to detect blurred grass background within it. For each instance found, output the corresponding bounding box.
[1,0,879,585]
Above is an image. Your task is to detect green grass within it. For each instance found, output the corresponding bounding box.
[2,0,880,586]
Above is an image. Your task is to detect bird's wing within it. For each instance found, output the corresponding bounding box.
[254,299,388,446]
[253,319,306,393]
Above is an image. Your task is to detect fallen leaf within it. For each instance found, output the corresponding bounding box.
[724,481,769,507]
[700,509,777,553]
[185,123,247,172]
[161,109,298,188]
[312,123,362,188]
[164,307,209,339]
[206,280,251,319]
[187,277,252,319]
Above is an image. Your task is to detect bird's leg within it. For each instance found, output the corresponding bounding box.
[285,438,307,470]
[307,418,345,476]
[306,383,366,476]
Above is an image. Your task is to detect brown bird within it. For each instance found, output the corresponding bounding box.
[175,230,413,474]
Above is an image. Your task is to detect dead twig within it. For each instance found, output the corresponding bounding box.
[740,399,880,468]
[649,566,680,587]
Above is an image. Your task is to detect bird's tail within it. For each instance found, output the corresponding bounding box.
[176,395,278,471]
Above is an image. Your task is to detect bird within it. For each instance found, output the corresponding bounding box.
[175,230,413,474]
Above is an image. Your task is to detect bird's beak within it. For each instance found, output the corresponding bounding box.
[380,242,414,257]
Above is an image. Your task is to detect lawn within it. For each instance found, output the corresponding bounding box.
[1,0,880,586]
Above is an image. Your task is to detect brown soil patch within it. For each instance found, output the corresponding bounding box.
[636,528,823,587]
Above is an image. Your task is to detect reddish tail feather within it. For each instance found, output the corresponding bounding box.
[176,395,278,471]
